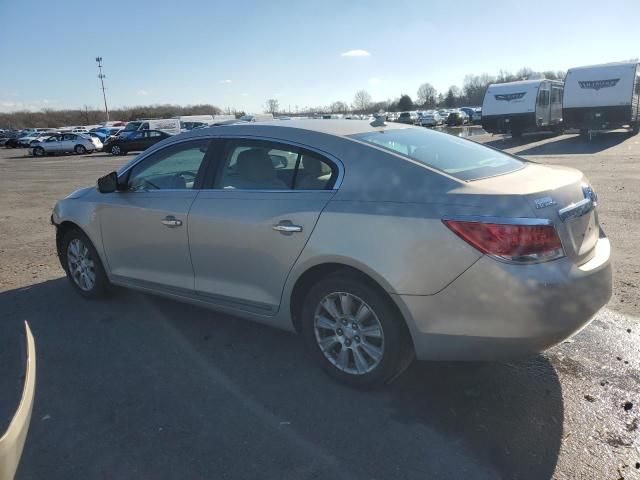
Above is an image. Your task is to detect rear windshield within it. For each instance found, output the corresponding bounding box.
[351,128,524,181]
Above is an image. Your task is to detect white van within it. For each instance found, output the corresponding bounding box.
[563,61,640,135]
[481,79,564,137]
[122,118,181,135]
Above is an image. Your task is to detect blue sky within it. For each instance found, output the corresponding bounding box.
[0,0,638,113]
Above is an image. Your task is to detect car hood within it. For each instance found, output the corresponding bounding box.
[65,186,94,199]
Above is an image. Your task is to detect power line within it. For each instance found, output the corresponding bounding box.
[95,57,110,122]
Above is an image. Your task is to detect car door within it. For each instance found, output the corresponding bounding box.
[188,138,340,315]
[144,130,164,150]
[124,131,144,151]
[98,138,212,292]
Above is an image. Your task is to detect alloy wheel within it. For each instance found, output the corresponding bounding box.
[111,145,121,155]
[313,292,384,375]
[66,238,96,292]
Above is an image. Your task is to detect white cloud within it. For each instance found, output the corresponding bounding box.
[137,89,150,96]
[368,77,381,85]
[341,49,371,57]
[221,79,232,84]
[241,92,249,97]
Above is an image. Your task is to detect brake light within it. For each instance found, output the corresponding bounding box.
[443,219,564,263]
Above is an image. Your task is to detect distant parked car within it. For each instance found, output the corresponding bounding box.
[17,132,48,147]
[419,112,442,127]
[28,133,102,156]
[472,109,482,124]
[0,132,19,147]
[446,111,467,126]
[103,129,170,155]
[397,112,419,125]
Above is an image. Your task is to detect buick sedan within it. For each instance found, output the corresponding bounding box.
[51,120,612,387]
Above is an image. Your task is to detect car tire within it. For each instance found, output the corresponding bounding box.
[60,228,109,299]
[301,272,414,388]
[110,145,122,155]
[74,145,87,155]
[33,147,45,157]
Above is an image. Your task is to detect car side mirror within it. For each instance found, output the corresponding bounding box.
[97,171,119,193]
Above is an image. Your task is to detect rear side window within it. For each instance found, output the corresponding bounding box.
[351,128,524,181]
[216,140,337,190]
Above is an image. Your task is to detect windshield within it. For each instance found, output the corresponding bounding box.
[351,128,524,181]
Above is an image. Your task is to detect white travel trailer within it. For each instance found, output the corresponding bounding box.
[481,79,564,137]
[122,118,181,135]
[563,61,640,135]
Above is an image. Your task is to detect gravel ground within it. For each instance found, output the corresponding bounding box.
[0,132,638,479]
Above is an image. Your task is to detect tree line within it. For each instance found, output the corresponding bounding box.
[266,67,566,115]
[0,104,225,129]
[2,67,566,128]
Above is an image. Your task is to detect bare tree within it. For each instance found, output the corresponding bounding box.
[416,83,437,108]
[264,98,279,114]
[330,101,348,114]
[352,90,372,112]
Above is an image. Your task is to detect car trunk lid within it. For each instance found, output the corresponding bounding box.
[468,163,600,265]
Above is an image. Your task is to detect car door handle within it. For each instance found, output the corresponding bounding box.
[161,215,183,228]
[273,223,303,233]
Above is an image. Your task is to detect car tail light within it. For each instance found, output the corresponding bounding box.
[442,218,564,264]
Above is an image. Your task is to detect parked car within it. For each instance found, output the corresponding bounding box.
[88,127,122,142]
[17,132,47,147]
[472,109,482,124]
[446,110,467,126]
[52,120,611,387]
[0,322,36,480]
[28,133,102,156]
[0,132,19,147]
[397,111,419,125]
[102,129,170,155]
[418,112,442,127]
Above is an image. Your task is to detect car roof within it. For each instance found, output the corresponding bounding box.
[191,119,409,138]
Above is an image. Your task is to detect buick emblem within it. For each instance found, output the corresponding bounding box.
[495,92,526,101]
[578,79,619,91]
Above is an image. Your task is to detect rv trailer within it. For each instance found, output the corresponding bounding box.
[481,79,564,137]
[563,61,640,135]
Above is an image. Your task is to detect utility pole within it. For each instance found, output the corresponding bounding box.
[95,57,110,122]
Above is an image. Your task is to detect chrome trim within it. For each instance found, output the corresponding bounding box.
[441,215,553,226]
[273,224,303,233]
[117,134,345,191]
[558,198,594,222]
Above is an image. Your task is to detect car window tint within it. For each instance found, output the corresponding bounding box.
[128,140,210,191]
[293,153,335,190]
[352,128,524,181]
[219,143,295,190]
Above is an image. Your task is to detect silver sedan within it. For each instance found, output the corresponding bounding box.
[51,120,612,387]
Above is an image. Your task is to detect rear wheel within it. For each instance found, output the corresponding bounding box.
[301,272,413,388]
[74,144,87,155]
[60,228,109,298]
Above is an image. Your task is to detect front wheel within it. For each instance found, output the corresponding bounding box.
[74,144,87,155]
[60,228,109,298]
[33,146,45,157]
[301,273,413,388]
[110,145,122,155]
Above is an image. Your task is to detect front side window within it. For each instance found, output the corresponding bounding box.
[352,128,524,181]
[217,140,337,190]
[127,140,210,191]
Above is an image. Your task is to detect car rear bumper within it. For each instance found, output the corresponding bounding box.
[394,236,612,360]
